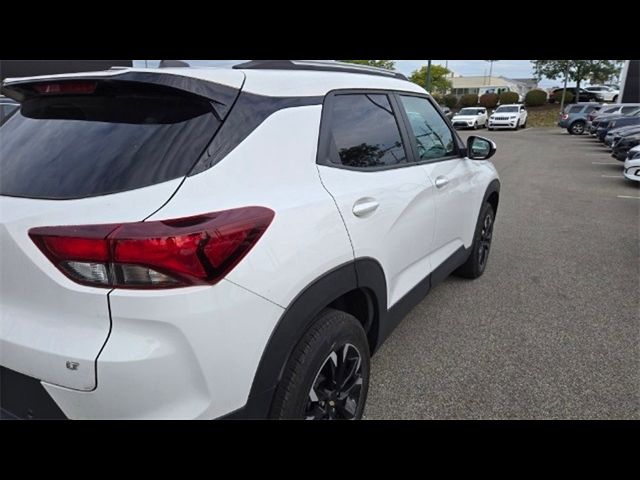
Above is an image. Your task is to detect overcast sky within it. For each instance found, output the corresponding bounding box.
[133,60,569,87]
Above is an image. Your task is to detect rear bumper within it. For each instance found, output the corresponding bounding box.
[2,279,284,419]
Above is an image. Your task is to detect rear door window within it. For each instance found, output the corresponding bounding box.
[0,82,221,199]
[326,93,409,168]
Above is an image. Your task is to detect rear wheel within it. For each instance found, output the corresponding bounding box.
[270,309,370,420]
[569,120,585,135]
[612,95,618,102]
[455,203,495,279]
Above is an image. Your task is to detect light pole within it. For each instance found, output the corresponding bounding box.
[425,60,432,93]
[485,60,499,86]
[559,61,570,117]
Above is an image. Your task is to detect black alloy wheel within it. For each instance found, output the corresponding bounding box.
[477,210,494,271]
[304,343,364,420]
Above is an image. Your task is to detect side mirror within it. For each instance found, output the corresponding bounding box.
[467,135,496,160]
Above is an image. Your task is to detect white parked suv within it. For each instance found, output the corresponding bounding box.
[451,107,488,129]
[488,104,528,130]
[584,85,619,103]
[0,60,501,420]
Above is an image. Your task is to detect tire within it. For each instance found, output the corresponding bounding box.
[270,308,370,420]
[521,119,527,129]
[569,120,585,135]
[473,121,479,130]
[513,120,520,130]
[454,202,495,279]
[488,127,493,131]
[613,95,618,103]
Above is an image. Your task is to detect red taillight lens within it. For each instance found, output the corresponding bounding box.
[32,81,97,95]
[29,207,274,289]
[561,114,569,120]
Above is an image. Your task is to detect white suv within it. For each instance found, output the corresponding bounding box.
[488,104,528,130]
[451,107,488,129]
[0,60,500,420]
[584,85,619,103]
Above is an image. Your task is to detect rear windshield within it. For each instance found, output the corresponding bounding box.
[0,84,220,199]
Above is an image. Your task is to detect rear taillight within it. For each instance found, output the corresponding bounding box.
[561,113,569,120]
[29,207,274,289]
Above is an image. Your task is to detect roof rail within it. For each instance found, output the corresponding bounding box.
[233,60,408,81]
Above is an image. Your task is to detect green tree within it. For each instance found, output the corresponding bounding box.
[409,64,452,93]
[531,60,623,100]
[340,60,396,70]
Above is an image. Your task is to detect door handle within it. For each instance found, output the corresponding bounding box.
[352,198,379,217]
[434,176,449,189]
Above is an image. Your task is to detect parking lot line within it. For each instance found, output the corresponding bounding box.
[601,175,622,178]
[592,162,620,165]
[617,195,640,200]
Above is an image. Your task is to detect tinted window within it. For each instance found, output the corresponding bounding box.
[399,95,456,161]
[328,94,408,168]
[568,106,582,113]
[621,106,639,113]
[0,86,220,199]
[585,106,600,113]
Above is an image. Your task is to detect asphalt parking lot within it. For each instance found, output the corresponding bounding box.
[365,127,640,419]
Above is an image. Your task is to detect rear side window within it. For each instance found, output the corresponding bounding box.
[399,95,456,161]
[568,106,583,113]
[621,106,638,113]
[585,106,600,113]
[0,83,221,199]
[326,94,408,168]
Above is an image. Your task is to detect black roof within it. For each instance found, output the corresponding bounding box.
[233,60,408,81]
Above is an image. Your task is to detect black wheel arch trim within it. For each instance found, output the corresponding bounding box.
[235,258,385,419]
[482,179,501,214]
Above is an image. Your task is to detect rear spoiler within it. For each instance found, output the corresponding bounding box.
[1,71,241,120]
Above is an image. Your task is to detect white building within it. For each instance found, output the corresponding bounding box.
[449,75,538,99]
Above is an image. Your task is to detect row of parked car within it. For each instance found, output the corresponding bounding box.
[559,101,640,182]
[441,105,529,131]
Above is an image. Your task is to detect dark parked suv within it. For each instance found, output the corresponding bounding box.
[549,88,599,104]
[558,103,602,134]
